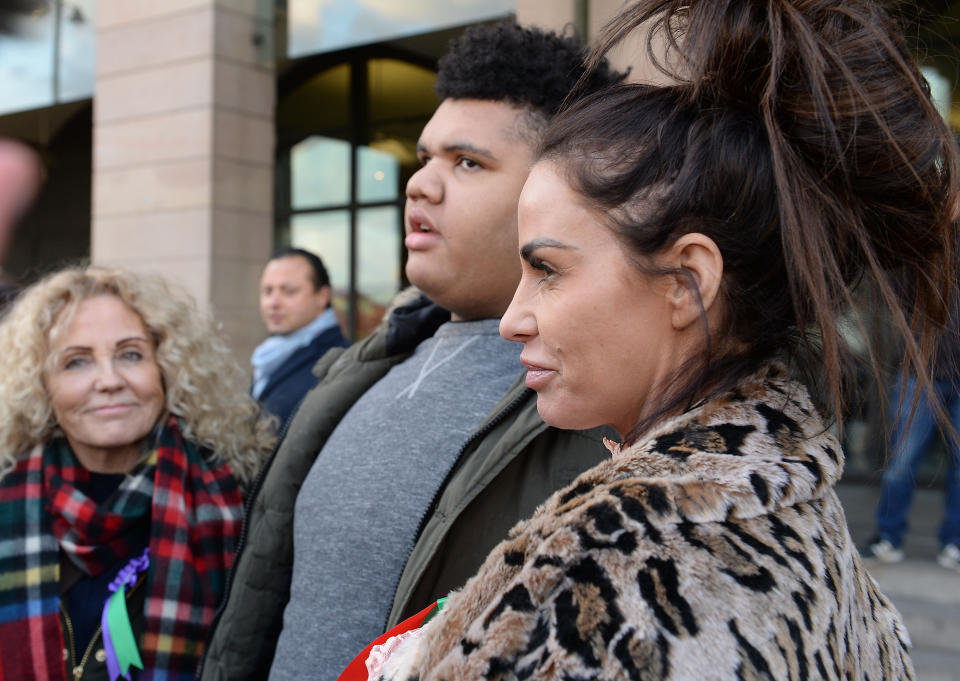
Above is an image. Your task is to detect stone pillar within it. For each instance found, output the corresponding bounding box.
[589,0,665,80]
[517,1,655,79]
[92,0,274,363]
[515,0,578,34]
[516,0,642,74]
[588,0,630,39]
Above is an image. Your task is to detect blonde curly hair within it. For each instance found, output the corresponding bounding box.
[0,265,275,484]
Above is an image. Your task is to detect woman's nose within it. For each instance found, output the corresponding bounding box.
[500,283,537,343]
[94,361,125,391]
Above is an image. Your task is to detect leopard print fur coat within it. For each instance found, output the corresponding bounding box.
[377,364,915,681]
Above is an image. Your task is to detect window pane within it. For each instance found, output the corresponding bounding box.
[921,66,951,121]
[0,8,55,115]
[290,210,350,318]
[292,135,351,209]
[288,0,515,57]
[357,206,401,337]
[357,145,399,203]
[57,0,97,102]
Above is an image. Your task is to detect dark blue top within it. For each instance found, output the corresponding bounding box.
[62,472,148,653]
[256,324,349,426]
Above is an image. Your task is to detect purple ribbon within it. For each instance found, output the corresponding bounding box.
[107,547,150,594]
[101,547,150,680]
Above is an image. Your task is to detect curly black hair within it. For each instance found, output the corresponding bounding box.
[435,18,625,121]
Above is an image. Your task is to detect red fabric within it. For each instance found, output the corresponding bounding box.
[337,602,438,681]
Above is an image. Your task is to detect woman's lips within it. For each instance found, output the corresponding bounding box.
[90,404,136,416]
[521,358,556,390]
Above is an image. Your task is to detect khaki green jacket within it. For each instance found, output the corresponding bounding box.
[197,295,611,681]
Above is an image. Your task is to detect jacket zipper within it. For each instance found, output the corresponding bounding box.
[60,600,78,680]
[383,386,533,631]
[61,572,146,681]
[195,393,306,679]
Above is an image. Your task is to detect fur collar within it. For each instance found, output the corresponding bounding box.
[567,362,842,526]
[378,364,914,681]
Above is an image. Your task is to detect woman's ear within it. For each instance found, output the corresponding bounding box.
[664,233,723,331]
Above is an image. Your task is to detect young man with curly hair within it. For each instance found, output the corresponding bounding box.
[197,20,624,681]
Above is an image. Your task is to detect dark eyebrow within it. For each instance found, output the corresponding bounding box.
[520,238,574,262]
[416,141,497,161]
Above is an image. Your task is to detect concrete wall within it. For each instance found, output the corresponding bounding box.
[517,0,658,80]
[92,0,275,362]
[515,0,579,35]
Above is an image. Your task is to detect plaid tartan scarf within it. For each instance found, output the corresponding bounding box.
[0,416,243,681]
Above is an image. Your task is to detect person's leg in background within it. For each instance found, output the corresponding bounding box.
[869,375,938,561]
[936,380,960,570]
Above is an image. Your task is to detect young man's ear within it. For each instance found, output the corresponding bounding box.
[664,233,723,331]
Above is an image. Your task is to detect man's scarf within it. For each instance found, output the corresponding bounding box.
[0,416,243,681]
[251,307,340,398]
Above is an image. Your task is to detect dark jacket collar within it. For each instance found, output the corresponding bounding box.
[384,293,451,356]
[258,326,348,399]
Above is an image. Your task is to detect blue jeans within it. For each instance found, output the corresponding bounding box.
[875,376,960,547]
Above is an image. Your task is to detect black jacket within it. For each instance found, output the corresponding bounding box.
[255,324,349,425]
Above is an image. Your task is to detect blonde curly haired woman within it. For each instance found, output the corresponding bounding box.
[0,266,274,681]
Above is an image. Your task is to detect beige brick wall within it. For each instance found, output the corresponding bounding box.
[92,0,274,364]
[515,0,578,35]
[517,0,655,79]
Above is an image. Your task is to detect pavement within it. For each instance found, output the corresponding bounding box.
[836,482,960,681]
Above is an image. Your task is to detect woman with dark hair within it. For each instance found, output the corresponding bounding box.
[350,2,957,680]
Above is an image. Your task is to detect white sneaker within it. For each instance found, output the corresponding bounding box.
[863,538,904,564]
[937,544,960,572]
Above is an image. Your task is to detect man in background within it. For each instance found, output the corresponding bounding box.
[252,247,349,425]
